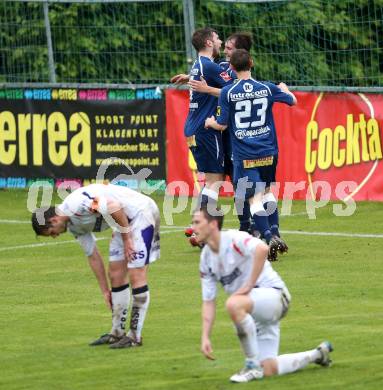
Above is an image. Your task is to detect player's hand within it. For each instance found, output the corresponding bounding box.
[188,76,208,92]
[103,290,112,311]
[232,285,252,296]
[125,246,135,263]
[277,82,288,92]
[201,338,215,360]
[170,73,189,85]
[205,115,216,129]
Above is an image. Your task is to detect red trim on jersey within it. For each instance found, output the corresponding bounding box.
[244,237,252,246]
[232,242,244,256]
[219,71,231,82]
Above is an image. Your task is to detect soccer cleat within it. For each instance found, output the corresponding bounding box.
[230,363,264,383]
[273,235,288,254]
[89,333,124,346]
[315,341,333,367]
[268,239,279,262]
[268,236,288,261]
[109,335,143,349]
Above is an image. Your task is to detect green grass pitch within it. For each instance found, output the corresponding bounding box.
[0,190,382,389]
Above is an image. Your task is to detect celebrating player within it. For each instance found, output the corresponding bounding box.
[182,27,234,212]
[31,183,160,349]
[172,31,256,241]
[188,32,257,236]
[205,49,297,260]
[193,206,333,383]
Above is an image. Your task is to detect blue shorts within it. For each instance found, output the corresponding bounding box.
[188,130,225,174]
[222,130,233,177]
[233,155,278,199]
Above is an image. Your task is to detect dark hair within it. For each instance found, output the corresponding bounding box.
[192,27,218,52]
[230,49,252,72]
[31,206,57,235]
[227,32,253,51]
[195,205,224,231]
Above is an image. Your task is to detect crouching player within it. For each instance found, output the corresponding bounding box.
[192,206,333,383]
[31,183,160,349]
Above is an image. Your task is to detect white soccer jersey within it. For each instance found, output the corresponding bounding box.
[200,230,286,301]
[57,184,158,256]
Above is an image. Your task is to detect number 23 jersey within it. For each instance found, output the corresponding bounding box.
[217,78,294,160]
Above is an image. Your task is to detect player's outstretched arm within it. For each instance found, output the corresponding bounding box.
[278,82,297,105]
[201,300,216,360]
[189,76,221,97]
[87,247,112,310]
[170,73,189,85]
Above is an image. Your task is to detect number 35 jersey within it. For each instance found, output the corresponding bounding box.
[217,78,294,160]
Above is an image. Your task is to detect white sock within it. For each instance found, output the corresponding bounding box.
[235,314,260,364]
[262,192,277,215]
[111,283,130,337]
[201,187,219,200]
[128,286,150,341]
[276,349,321,375]
[250,201,265,216]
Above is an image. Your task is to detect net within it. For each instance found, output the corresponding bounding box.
[0,0,382,89]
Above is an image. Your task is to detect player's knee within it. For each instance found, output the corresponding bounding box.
[225,296,242,316]
[261,359,278,377]
[128,267,148,288]
[108,264,126,285]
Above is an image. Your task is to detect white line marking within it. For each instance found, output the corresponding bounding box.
[225,211,308,223]
[0,229,184,252]
[280,230,383,239]
[1,226,381,253]
[0,237,109,252]
[1,211,309,226]
[0,219,30,224]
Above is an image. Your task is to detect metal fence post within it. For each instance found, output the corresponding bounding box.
[182,0,196,71]
[43,1,56,83]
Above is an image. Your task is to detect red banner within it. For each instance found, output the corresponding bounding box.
[165,89,383,201]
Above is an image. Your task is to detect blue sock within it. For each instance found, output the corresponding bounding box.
[250,203,272,243]
[235,198,251,232]
[264,201,280,236]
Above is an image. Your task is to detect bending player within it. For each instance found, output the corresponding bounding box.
[31,183,160,349]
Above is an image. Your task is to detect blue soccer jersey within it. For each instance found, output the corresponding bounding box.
[184,56,233,137]
[217,78,294,160]
[218,60,237,79]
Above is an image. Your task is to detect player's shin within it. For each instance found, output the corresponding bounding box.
[128,285,150,342]
[263,193,280,237]
[276,348,322,375]
[250,202,272,243]
[111,283,130,337]
[235,197,251,232]
[235,314,261,367]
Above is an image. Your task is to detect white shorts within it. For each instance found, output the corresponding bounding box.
[109,202,160,268]
[249,287,290,361]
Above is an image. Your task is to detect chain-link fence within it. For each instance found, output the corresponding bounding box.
[1,0,382,91]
